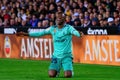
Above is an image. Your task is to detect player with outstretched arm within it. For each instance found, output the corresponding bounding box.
[17,11,83,78]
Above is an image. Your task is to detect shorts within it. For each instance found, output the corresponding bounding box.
[49,56,73,72]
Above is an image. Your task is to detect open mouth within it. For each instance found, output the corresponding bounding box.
[57,18,62,21]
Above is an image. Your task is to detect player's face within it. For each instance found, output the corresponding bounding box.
[56,13,65,25]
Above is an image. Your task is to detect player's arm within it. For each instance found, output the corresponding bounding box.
[68,25,83,37]
[29,27,51,37]
[16,27,51,37]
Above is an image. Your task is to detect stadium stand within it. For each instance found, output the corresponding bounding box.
[0,0,119,28]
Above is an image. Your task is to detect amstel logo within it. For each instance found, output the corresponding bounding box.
[4,36,11,58]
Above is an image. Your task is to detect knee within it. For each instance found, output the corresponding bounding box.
[49,73,56,78]
[64,71,72,78]
[48,70,57,78]
[64,74,72,78]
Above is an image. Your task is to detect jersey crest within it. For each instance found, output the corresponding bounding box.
[54,28,56,33]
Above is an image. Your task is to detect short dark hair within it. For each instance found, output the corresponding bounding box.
[56,11,65,17]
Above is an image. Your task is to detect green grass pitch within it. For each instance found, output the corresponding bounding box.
[0,58,120,80]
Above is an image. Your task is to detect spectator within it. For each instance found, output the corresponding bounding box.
[73,18,81,27]
[91,17,99,27]
[49,20,54,26]
[30,14,39,27]
[99,19,105,27]
[65,5,72,16]
[89,13,94,21]
[3,19,9,27]
[26,17,31,27]
[11,13,17,19]
[38,2,47,15]
[78,1,87,13]
[116,1,120,12]
[42,19,49,28]
[21,20,28,27]
[104,11,110,19]
[57,5,64,12]
[37,21,42,27]
[15,17,20,26]
[10,18,16,27]
[80,18,84,27]
[65,15,73,25]
[84,11,89,19]
[2,9,11,21]
[49,3,57,13]
[49,13,56,22]
[79,12,84,19]
[56,0,62,6]
[107,17,115,27]
[81,17,91,27]
[98,14,103,21]
[39,14,45,21]
[103,18,108,27]
[84,0,89,8]
[33,4,39,15]
[114,18,120,27]
[72,12,79,21]
[113,10,119,18]
[28,5,33,14]
[20,9,27,21]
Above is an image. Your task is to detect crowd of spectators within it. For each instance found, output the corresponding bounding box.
[0,0,119,28]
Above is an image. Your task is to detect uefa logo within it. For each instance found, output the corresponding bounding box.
[4,36,11,58]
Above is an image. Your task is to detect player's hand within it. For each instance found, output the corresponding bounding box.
[80,31,84,37]
[16,32,28,36]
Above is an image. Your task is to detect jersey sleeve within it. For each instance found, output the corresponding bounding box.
[68,25,80,37]
[29,27,51,37]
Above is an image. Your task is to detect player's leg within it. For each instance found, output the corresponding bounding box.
[48,70,57,77]
[62,57,73,78]
[64,70,72,78]
[48,57,61,77]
